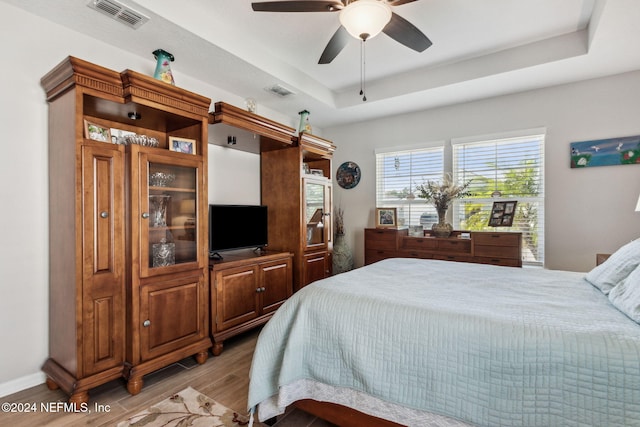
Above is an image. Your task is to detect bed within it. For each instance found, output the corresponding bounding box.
[247,240,640,427]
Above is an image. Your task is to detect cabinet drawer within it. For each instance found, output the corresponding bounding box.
[365,229,400,250]
[433,254,475,263]
[399,250,434,260]
[402,237,437,251]
[365,249,399,265]
[475,257,521,267]
[437,239,471,254]
[474,244,520,260]
[473,232,520,247]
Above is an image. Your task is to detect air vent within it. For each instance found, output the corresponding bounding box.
[87,0,149,29]
[265,84,296,98]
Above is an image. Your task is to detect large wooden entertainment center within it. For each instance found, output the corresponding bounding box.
[42,59,336,401]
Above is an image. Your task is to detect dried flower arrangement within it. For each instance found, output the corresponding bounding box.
[415,173,472,213]
[334,206,345,235]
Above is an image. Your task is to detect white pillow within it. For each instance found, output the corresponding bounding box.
[608,264,640,323]
[585,238,640,294]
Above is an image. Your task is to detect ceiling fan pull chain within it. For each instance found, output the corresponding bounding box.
[361,39,367,101]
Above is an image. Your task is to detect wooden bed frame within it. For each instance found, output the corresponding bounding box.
[292,399,405,427]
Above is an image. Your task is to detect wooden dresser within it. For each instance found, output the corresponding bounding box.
[365,228,522,267]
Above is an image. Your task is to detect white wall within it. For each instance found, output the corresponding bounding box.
[325,71,640,271]
[0,2,285,397]
[208,146,261,205]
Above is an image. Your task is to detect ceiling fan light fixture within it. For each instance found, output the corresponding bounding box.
[339,0,392,40]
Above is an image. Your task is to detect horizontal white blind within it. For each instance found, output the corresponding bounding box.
[452,133,545,266]
[376,146,444,227]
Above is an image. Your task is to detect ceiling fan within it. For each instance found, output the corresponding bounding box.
[251,0,432,64]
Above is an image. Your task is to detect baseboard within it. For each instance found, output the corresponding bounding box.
[0,371,46,398]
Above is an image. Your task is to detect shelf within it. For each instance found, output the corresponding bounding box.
[149,186,196,193]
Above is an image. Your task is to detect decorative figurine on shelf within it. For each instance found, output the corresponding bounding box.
[152,49,175,85]
[298,109,312,134]
[245,98,257,113]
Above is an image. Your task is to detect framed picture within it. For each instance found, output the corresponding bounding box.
[570,134,640,168]
[488,201,517,227]
[84,120,111,142]
[169,136,196,155]
[375,207,397,228]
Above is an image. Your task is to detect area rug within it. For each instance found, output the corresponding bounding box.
[117,387,250,427]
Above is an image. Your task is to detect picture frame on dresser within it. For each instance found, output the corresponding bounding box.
[489,201,517,227]
[376,207,397,228]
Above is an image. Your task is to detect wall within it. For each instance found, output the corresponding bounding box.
[208,146,261,205]
[0,2,284,397]
[325,71,640,272]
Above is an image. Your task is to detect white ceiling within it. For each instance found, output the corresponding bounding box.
[5,0,640,128]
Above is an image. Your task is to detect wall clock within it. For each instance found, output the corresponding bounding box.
[336,161,361,189]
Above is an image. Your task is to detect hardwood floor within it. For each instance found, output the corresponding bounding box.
[0,329,265,426]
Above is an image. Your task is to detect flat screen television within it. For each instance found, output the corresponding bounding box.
[208,204,268,258]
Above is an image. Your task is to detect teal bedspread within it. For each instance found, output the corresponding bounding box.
[248,258,640,426]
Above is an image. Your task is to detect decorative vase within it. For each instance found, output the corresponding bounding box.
[152,237,175,267]
[432,207,453,238]
[298,110,312,133]
[152,49,175,85]
[149,195,171,227]
[332,233,354,274]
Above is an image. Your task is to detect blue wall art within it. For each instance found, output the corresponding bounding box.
[570,135,640,168]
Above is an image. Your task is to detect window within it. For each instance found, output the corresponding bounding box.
[452,130,545,266]
[375,130,545,266]
[375,144,444,228]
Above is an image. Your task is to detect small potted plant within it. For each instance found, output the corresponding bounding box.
[415,173,471,237]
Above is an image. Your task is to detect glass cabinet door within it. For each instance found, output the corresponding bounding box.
[303,178,330,248]
[139,151,202,277]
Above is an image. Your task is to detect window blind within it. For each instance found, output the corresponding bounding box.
[375,145,444,227]
[452,132,545,266]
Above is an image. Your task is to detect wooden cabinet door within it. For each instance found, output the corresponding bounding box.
[214,265,260,331]
[133,148,205,279]
[81,145,125,375]
[139,272,207,361]
[260,257,292,314]
[302,250,329,288]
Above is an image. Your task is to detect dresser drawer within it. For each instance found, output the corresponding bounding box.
[365,249,400,265]
[473,232,520,247]
[402,237,437,251]
[474,257,521,267]
[365,228,404,250]
[399,250,435,260]
[437,238,471,254]
[433,254,475,263]
[474,244,520,260]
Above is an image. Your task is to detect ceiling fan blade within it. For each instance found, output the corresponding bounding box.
[386,0,419,5]
[318,26,350,64]
[382,12,432,52]
[252,1,343,12]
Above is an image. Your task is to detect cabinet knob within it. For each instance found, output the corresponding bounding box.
[143,320,151,327]
[256,287,266,293]
[141,212,150,219]
[100,211,109,218]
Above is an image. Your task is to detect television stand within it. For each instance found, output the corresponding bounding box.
[208,250,293,355]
